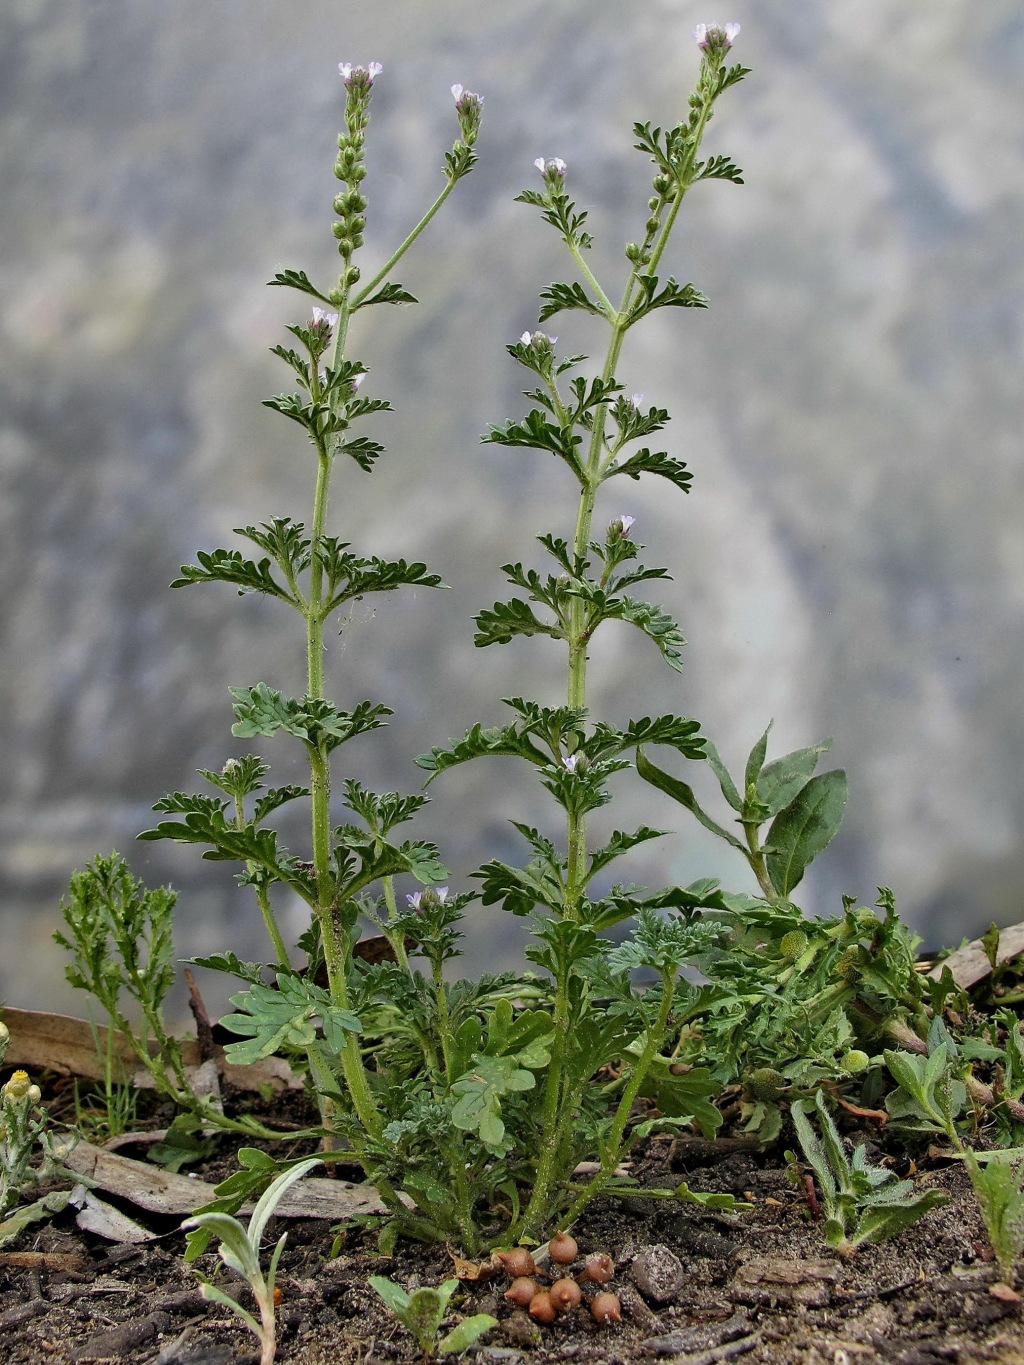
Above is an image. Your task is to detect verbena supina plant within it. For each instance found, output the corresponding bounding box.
[51,26,1015,1264]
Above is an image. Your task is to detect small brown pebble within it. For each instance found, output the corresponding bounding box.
[549,1277,582,1311]
[990,1282,1022,1303]
[590,1291,622,1324]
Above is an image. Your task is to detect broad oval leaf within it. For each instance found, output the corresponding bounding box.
[764,770,848,896]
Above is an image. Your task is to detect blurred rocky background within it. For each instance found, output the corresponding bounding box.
[2,0,1022,1019]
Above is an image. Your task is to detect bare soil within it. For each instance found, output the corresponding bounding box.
[1,1084,1021,1365]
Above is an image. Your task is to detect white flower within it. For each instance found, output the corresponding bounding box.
[352,371,366,391]
[694,22,740,52]
[452,85,483,111]
[339,61,383,84]
[609,515,636,539]
[534,156,568,178]
[367,62,383,79]
[520,330,558,348]
[310,307,338,330]
[629,393,645,409]
[406,885,449,913]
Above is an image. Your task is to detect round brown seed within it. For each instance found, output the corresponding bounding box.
[590,1291,622,1324]
[549,1277,582,1311]
[548,1230,578,1264]
[528,1290,557,1323]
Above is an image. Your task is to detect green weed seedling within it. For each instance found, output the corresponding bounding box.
[791,1091,948,1258]
[369,1276,497,1360]
[884,1021,967,1143]
[963,1149,1024,1286]
[183,1156,321,1365]
[0,1043,80,1244]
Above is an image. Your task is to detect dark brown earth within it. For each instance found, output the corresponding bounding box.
[1,1081,1022,1365]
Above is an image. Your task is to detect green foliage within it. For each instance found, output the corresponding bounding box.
[884,1037,966,1141]
[54,36,961,1266]
[220,975,362,1066]
[53,854,191,1103]
[963,1149,1024,1283]
[184,1158,321,1365]
[369,1276,497,1358]
[0,1068,78,1225]
[791,1092,948,1257]
[636,724,847,899]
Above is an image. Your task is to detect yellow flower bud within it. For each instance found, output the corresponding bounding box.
[3,1069,32,1099]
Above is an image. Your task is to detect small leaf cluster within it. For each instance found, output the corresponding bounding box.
[369,1276,497,1360]
[637,721,848,899]
[173,516,443,612]
[0,1066,78,1224]
[963,1149,1024,1284]
[790,1091,948,1258]
[184,1158,322,1365]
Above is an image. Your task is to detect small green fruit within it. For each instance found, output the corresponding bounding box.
[746,1067,786,1101]
[780,930,808,960]
[841,1050,870,1073]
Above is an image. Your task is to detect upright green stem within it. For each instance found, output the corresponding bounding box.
[352,175,466,311]
[742,822,777,900]
[302,296,385,1141]
[561,971,676,1228]
[231,792,292,969]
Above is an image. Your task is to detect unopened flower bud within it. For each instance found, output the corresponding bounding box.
[746,1067,785,1101]
[0,1022,9,1043]
[505,1277,540,1307]
[495,1247,536,1278]
[583,1252,615,1284]
[780,929,808,960]
[528,1291,557,1323]
[608,515,636,540]
[841,1049,870,1073]
[451,84,484,115]
[549,1277,582,1311]
[451,84,484,143]
[3,1070,33,1100]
